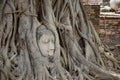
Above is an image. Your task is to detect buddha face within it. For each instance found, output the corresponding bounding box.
[38,31,55,57]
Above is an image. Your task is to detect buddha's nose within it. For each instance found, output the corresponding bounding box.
[49,41,55,50]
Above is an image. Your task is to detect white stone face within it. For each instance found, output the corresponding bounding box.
[38,33,55,57]
[110,0,120,10]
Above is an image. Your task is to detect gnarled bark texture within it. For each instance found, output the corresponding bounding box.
[0,0,120,80]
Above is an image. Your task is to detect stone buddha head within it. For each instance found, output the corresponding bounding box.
[36,25,55,57]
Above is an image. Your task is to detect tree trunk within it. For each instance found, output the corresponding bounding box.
[0,0,120,80]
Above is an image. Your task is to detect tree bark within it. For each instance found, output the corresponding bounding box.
[0,0,120,80]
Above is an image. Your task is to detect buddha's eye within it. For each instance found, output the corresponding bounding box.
[42,39,49,43]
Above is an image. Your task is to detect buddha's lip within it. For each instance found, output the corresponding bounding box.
[47,50,54,52]
[48,52,54,55]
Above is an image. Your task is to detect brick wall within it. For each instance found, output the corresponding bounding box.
[84,5,100,25]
